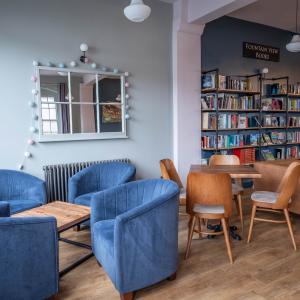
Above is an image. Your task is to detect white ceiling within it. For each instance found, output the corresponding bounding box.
[229,0,298,32]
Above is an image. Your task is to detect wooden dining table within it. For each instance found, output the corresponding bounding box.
[190,164,262,179]
[189,164,262,240]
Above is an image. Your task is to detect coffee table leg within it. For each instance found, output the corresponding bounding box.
[58,236,94,278]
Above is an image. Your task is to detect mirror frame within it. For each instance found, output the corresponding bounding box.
[36,66,128,142]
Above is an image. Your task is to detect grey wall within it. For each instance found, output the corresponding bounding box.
[202,16,300,82]
[0,0,172,179]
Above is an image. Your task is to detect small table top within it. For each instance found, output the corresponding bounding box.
[14,201,90,233]
[190,164,262,179]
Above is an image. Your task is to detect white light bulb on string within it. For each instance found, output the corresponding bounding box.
[125,104,130,110]
[91,62,97,69]
[18,164,24,170]
[58,63,66,68]
[70,61,77,67]
[24,151,32,158]
[113,68,119,74]
[29,126,38,133]
[125,82,130,88]
[28,100,36,108]
[33,114,39,121]
[101,66,107,72]
[31,89,38,95]
[124,72,130,77]
[125,94,130,100]
[32,60,39,67]
[125,113,130,120]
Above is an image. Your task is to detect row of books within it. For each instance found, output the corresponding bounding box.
[289,99,300,111]
[201,94,260,110]
[265,83,300,96]
[201,133,259,149]
[287,146,300,158]
[289,83,300,95]
[261,98,285,111]
[288,116,300,127]
[261,132,285,145]
[287,131,300,143]
[263,115,285,127]
[202,73,252,91]
[202,113,259,130]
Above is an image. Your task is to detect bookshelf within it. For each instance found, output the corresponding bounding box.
[201,69,300,163]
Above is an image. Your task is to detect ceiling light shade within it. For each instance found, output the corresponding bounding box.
[124,0,151,23]
[286,34,300,52]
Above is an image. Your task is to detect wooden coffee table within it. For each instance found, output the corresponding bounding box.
[14,201,93,277]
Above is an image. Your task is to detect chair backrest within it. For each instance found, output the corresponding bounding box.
[209,154,240,166]
[275,161,300,208]
[160,159,183,189]
[0,169,46,202]
[186,172,232,217]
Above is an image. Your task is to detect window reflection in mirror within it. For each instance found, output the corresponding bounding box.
[38,68,126,141]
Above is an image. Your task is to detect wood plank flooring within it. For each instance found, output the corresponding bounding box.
[53,195,300,300]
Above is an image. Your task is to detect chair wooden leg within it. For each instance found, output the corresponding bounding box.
[197,217,202,239]
[221,218,233,264]
[284,209,297,250]
[247,204,256,243]
[237,194,244,234]
[185,215,196,260]
[120,292,135,300]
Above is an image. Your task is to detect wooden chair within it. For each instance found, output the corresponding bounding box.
[209,154,245,233]
[247,161,300,250]
[160,159,186,207]
[185,172,234,264]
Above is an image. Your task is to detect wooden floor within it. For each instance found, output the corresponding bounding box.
[54,195,300,300]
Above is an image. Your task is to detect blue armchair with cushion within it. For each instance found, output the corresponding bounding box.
[91,179,179,300]
[0,169,47,214]
[68,162,136,207]
[0,203,59,299]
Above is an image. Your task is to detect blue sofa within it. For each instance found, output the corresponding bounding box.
[68,162,136,207]
[91,179,179,300]
[0,202,59,299]
[0,169,47,214]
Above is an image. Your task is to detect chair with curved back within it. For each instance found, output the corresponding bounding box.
[91,179,179,300]
[185,172,234,264]
[0,169,46,215]
[160,159,186,209]
[209,154,245,232]
[248,161,300,250]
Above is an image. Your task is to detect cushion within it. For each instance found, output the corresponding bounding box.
[251,191,279,204]
[232,183,243,195]
[193,204,225,214]
[92,219,116,282]
[74,192,95,207]
[7,199,43,215]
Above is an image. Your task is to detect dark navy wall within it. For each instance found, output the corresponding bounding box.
[202,16,300,82]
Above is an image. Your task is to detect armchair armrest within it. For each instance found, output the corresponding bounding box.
[0,202,10,217]
[0,217,59,299]
[113,191,179,293]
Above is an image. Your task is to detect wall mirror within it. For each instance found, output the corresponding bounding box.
[37,66,127,142]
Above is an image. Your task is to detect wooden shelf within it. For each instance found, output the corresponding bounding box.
[261,110,286,112]
[261,127,286,130]
[201,88,260,95]
[202,109,260,112]
[288,93,300,97]
[288,110,300,113]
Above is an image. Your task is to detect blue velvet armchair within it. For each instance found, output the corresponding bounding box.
[0,203,59,299]
[68,162,136,207]
[91,179,179,300]
[0,169,47,214]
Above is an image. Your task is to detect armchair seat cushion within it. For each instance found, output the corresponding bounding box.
[7,199,43,215]
[93,219,115,280]
[74,192,95,207]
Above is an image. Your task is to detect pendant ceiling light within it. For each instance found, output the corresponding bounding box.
[286,0,300,52]
[124,0,151,23]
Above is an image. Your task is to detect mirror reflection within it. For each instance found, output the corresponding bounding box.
[39,68,125,139]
